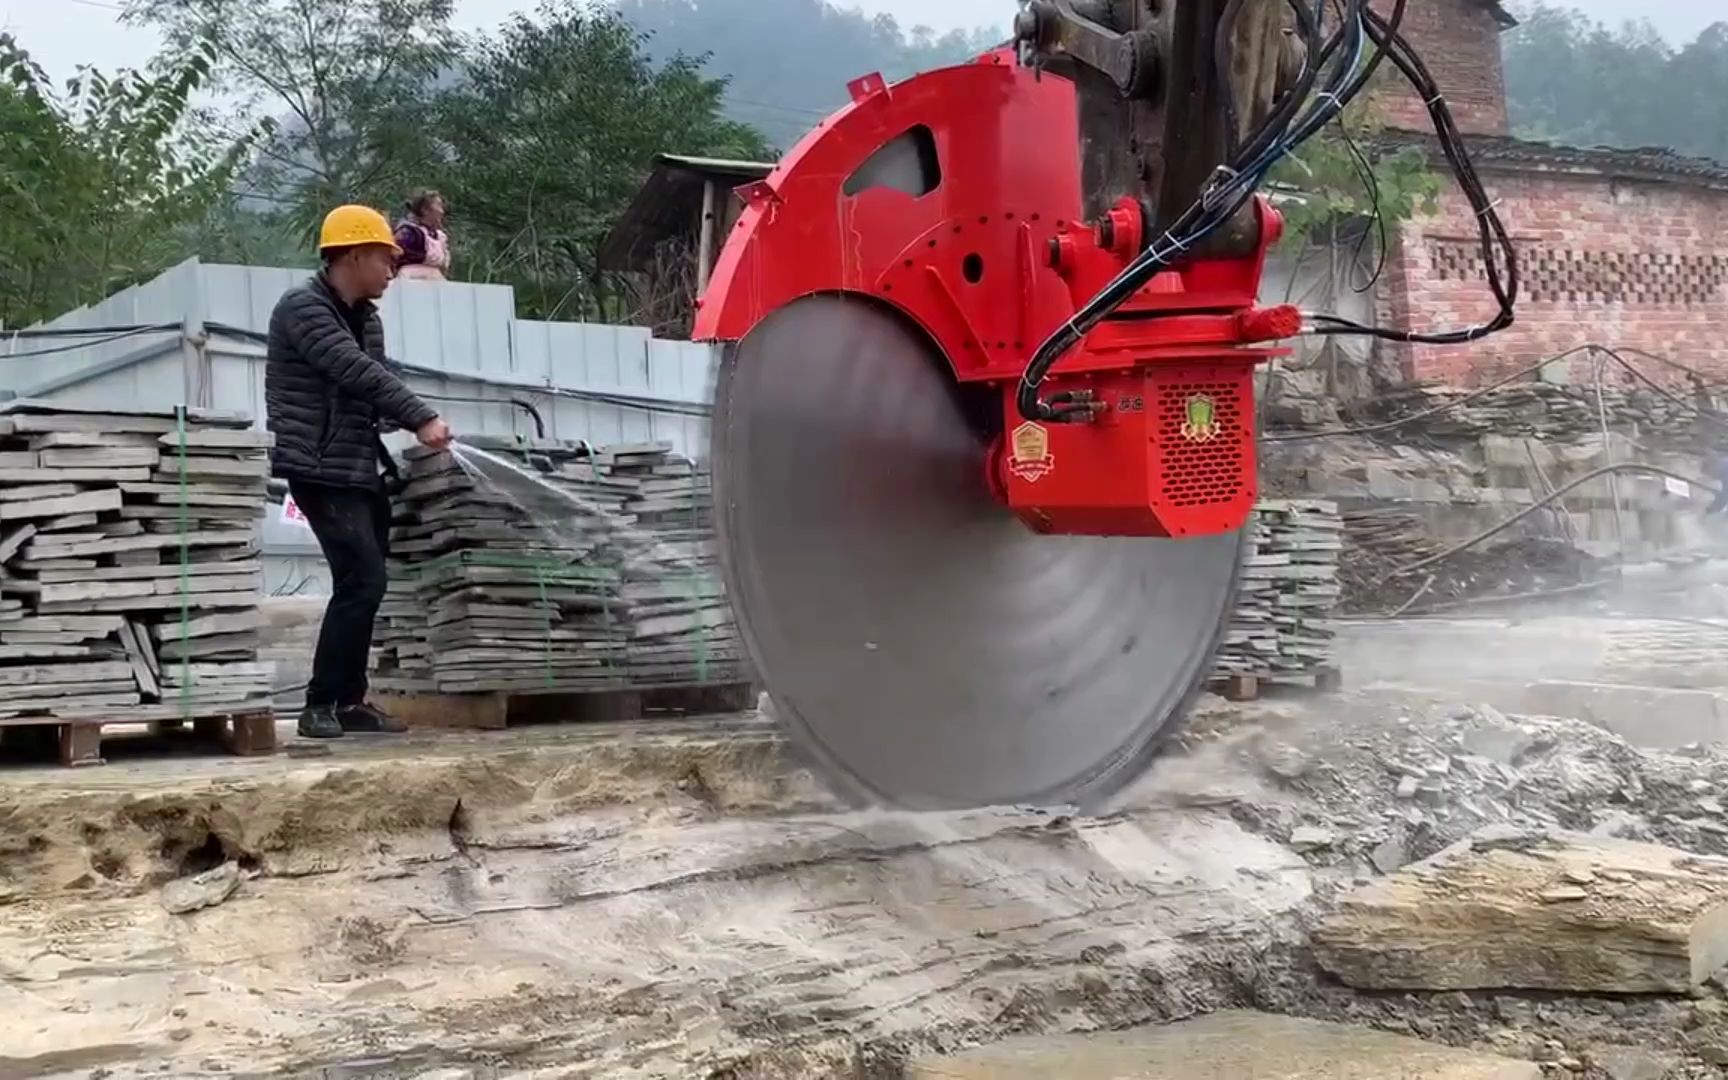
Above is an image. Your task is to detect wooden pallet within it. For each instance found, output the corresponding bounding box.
[0,708,276,767]
[1211,673,1264,703]
[1209,666,1344,703]
[370,681,760,732]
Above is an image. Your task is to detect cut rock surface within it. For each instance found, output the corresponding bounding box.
[909,1011,1541,1079]
[1524,680,1728,749]
[1313,830,1728,993]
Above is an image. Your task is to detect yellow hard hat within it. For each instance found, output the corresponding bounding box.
[319,204,400,254]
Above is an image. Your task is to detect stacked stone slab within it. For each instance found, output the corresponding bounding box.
[0,402,273,722]
[1214,499,1342,684]
[583,444,741,687]
[370,436,745,695]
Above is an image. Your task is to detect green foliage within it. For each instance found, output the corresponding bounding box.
[433,1,775,321]
[0,34,263,328]
[184,200,316,269]
[1504,5,1728,161]
[615,0,1003,147]
[0,0,774,329]
[122,0,458,235]
[1269,103,1441,252]
[3,0,1454,340]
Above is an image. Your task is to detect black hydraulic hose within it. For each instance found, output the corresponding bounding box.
[1018,0,1380,423]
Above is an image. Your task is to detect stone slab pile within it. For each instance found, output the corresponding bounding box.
[0,402,273,722]
[371,436,745,695]
[583,443,743,687]
[1216,499,1342,683]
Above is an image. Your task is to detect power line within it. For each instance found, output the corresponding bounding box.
[4,323,177,339]
[0,324,178,359]
[728,96,834,120]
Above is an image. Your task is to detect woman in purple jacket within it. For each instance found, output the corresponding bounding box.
[393,190,451,281]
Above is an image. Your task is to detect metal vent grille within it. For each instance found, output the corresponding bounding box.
[1157,381,1247,508]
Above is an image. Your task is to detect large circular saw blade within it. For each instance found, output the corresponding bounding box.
[713,295,1244,811]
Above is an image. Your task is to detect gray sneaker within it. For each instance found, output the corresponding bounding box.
[297,705,345,739]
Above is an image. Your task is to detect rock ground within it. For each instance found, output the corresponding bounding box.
[910,1011,1543,1079]
[9,613,1728,1076]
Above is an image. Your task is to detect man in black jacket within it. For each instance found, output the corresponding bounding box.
[267,204,455,739]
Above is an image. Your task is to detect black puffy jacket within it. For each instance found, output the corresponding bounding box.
[265,274,438,489]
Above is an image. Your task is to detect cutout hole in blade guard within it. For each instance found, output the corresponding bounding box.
[843,125,941,198]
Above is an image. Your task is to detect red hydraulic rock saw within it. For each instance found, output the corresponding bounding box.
[693,0,1516,810]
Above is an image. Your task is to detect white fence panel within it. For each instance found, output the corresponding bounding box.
[201,263,302,335]
[0,260,712,441]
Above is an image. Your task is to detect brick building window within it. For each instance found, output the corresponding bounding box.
[1429,239,1728,305]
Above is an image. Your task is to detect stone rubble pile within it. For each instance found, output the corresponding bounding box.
[1338,507,1601,615]
[1217,690,1728,1077]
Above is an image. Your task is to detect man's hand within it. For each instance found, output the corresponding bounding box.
[416,417,455,450]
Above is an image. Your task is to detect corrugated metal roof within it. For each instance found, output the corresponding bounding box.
[599,154,774,273]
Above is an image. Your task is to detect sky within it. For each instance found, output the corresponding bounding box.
[0,0,1716,86]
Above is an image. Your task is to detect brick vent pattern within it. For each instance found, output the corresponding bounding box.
[1375,168,1728,387]
[1359,0,1728,386]
[1430,242,1728,306]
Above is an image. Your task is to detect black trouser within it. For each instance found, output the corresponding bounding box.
[290,480,391,708]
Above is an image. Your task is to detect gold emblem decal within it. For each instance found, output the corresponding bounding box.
[1180,393,1220,443]
[1007,421,1055,483]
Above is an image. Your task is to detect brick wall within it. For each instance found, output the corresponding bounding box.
[1378,169,1728,386]
[1370,0,1509,137]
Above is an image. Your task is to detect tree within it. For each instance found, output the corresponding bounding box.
[0,35,262,328]
[1271,104,1440,258]
[616,0,1003,147]
[1662,24,1728,161]
[1503,5,1728,161]
[121,0,457,232]
[1255,102,1442,402]
[432,1,773,321]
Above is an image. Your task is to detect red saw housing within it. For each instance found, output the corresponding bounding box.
[693,53,1296,539]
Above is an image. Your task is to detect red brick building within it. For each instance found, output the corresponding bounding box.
[1373,0,1728,386]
